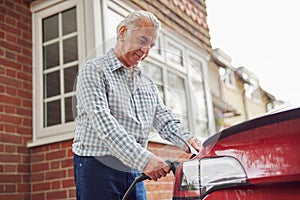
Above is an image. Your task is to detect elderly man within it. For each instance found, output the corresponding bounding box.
[73,10,201,200]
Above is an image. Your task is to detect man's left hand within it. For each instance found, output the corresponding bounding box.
[187,137,201,153]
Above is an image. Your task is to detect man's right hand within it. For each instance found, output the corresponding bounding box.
[142,155,170,181]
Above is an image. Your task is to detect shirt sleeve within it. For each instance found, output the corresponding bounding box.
[76,61,152,171]
[152,85,194,150]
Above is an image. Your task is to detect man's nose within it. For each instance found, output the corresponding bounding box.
[141,46,150,54]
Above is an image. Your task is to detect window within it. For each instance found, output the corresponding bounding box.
[42,7,78,127]
[245,82,262,102]
[220,68,236,88]
[30,0,85,146]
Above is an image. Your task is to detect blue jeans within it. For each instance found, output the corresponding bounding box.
[73,154,146,200]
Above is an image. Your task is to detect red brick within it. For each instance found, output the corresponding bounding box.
[17,127,32,135]
[17,183,30,193]
[15,4,31,16]
[32,162,49,173]
[22,82,32,90]
[6,9,21,21]
[18,89,31,99]
[0,85,5,93]
[4,164,17,172]
[16,107,31,116]
[22,117,32,126]
[0,76,22,88]
[31,173,44,182]
[17,164,29,173]
[5,124,17,133]
[49,143,60,150]
[61,158,73,168]
[50,161,59,169]
[22,174,30,183]
[0,194,24,200]
[51,180,61,190]
[68,188,76,198]
[17,21,30,32]
[6,86,17,95]
[4,0,15,9]
[0,153,21,163]
[1,94,22,105]
[32,182,50,192]
[67,168,74,178]
[17,146,29,154]
[45,170,66,180]
[5,68,17,77]
[22,99,32,108]
[46,150,66,160]
[32,193,45,200]
[62,140,73,148]
[0,174,22,183]
[46,190,67,200]
[31,145,48,154]
[0,40,21,53]
[17,54,31,65]
[1,133,22,144]
[5,50,16,60]
[4,184,16,193]
[17,37,31,48]
[62,178,75,188]
[30,153,45,163]
[4,144,16,153]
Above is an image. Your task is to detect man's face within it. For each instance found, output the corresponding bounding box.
[118,21,158,68]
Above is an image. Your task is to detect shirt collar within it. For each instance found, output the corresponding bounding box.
[108,48,142,73]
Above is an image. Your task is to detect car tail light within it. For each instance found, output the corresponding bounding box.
[179,156,248,196]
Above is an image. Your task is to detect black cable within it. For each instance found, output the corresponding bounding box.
[121,160,179,200]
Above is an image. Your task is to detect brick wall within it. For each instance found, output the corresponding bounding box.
[30,140,75,200]
[29,140,189,200]
[0,0,32,199]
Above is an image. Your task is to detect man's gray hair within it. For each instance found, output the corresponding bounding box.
[116,10,161,36]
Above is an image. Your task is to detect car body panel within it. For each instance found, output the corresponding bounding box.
[173,107,300,199]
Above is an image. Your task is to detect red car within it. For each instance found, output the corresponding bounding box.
[172,106,300,200]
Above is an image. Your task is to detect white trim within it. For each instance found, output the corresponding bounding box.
[31,0,83,146]
[27,131,74,148]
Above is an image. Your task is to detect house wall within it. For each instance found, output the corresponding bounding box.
[1,0,207,199]
[0,0,32,199]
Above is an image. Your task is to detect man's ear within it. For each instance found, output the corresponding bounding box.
[118,26,127,41]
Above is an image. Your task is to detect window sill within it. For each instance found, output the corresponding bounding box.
[27,132,74,148]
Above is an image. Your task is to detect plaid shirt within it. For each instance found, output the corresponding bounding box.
[72,49,193,171]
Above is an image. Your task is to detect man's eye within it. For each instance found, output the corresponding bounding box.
[139,39,147,44]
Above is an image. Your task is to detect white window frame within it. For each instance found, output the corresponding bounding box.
[28,0,86,147]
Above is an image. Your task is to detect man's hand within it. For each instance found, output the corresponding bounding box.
[143,155,170,181]
[187,137,201,153]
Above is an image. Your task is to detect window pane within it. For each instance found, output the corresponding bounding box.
[142,62,164,102]
[167,43,183,65]
[167,72,188,124]
[44,100,61,127]
[43,14,58,42]
[63,36,78,64]
[44,71,60,98]
[65,96,74,122]
[64,65,78,93]
[189,61,208,136]
[43,42,59,69]
[149,37,162,56]
[62,7,77,35]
